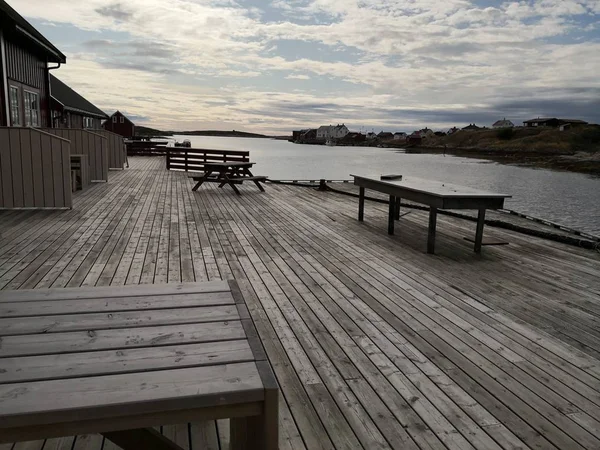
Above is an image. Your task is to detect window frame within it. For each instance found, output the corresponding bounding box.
[120,116,124,123]
[112,116,117,123]
[9,84,21,126]
[23,89,40,127]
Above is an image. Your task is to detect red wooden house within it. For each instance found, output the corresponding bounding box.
[0,0,66,128]
[103,111,135,138]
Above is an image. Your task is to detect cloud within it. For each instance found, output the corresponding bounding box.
[16,0,600,132]
[285,74,311,79]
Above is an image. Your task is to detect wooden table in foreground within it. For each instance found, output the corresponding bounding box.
[0,280,278,450]
[351,174,511,254]
[191,162,267,195]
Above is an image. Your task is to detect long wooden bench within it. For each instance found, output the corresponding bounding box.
[0,280,279,450]
[166,148,250,173]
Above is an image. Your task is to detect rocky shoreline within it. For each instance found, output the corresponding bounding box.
[413,146,600,176]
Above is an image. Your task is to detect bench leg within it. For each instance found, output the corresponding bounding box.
[230,390,278,450]
[358,187,365,221]
[388,195,395,235]
[103,428,185,450]
[254,180,265,192]
[427,207,438,254]
[474,208,486,253]
[395,197,401,220]
[229,181,241,195]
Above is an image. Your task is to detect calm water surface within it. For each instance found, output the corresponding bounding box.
[173,135,600,236]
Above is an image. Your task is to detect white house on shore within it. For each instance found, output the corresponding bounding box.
[493,118,514,128]
[393,132,407,140]
[316,124,349,139]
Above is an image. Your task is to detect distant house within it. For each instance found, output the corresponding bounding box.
[0,0,66,127]
[558,119,588,131]
[378,131,394,140]
[462,123,481,131]
[50,75,107,129]
[393,132,407,140]
[447,127,460,135]
[298,128,317,142]
[292,129,311,140]
[341,132,366,143]
[524,117,588,128]
[492,118,514,129]
[419,128,434,138]
[366,132,377,140]
[434,131,446,137]
[523,118,560,128]
[407,131,422,145]
[316,124,349,140]
[103,111,135,138]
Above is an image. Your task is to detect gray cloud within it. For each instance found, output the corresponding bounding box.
[95,3,133,21]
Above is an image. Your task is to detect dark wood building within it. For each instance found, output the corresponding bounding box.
[103,110,135,138]
[0,0,66,127]
[50,74,107,129]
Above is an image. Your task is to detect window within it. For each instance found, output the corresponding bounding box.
[120,116,124,123]
[9,86,20,126]
[112,116,117,123]
[23,91,39,127]
[84,117,94,129]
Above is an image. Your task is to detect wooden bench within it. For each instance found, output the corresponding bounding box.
[0,280,279,450]
[166,148,250,173]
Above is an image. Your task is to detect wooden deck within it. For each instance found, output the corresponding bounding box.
[1,156,599,450]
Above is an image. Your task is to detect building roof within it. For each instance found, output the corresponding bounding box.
[0,0,66,63]
[523,118,557,123]
[109,110,135,125]
[493,119,514,127]
[50,75,107,119]
[560,119,588,124]
[462,123,481,130]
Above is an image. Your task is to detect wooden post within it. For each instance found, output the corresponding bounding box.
[166,149,170,170]
[318,179,327,191]
[427,207,438,254]
[184,150,188,172]
[358,187,365,221]
[395,197,401,220]
[388,195,395,235]
[474,208,486,253]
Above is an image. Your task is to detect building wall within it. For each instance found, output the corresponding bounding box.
[3,36,50,128]
[103,112,135,138]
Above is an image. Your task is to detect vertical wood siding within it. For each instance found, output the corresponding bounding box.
[0,127,72,208]
[95,130,126,169]
[4,38,50,127]
[40,128,109,182]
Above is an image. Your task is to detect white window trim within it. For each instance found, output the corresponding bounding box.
[9,85,20,126]
[112,116,117,123]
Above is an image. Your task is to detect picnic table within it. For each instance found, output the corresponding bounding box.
[191,162,267,195]
[351,174,511,254]
[0,280,278,450]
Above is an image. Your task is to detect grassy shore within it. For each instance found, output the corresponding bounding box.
[411,126,600,175]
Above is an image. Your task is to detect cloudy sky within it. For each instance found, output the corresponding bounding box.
[15,0,600,134]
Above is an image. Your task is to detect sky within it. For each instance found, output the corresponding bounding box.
[14,0,600,134]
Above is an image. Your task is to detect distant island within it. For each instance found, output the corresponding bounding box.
[136,126,271,139]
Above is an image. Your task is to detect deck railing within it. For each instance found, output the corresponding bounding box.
[40,128,109,182]
[94,130,126,169]
[166,148,250,172]
[0,127,72,209]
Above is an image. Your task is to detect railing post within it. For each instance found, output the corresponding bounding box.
[184,150,188,172]
[166,149,170,170]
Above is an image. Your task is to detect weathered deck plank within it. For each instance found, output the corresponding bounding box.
[1,156,599,450]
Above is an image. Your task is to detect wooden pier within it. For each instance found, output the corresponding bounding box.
[0,157,599,449]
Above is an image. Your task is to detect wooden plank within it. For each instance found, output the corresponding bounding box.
[8,128,23,207]
[19,129,33,207]
[51,135,64,207]
[190,422,219,450]
[40,133,54,206]
[0,321,246,357]
[0,304,240,335]
[0,363,264,431]
[0,291,234,317]
[0,340,254,384]
[29,131,44,207]
[0,281,230,301]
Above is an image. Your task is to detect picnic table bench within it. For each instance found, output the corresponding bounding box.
[0,280,278,450]
[190,161,267,195]
[352,174,511,254]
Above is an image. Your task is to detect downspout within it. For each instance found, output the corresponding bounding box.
[47,61,61,127]
[0,29,10,126]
